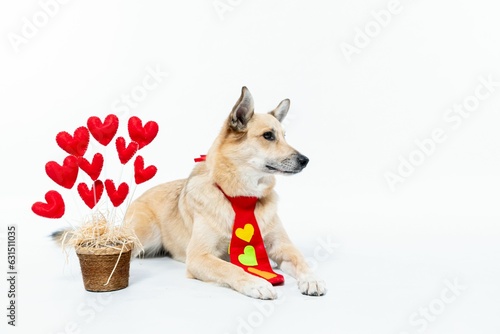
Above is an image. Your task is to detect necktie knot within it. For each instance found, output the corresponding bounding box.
[224,195,258,212]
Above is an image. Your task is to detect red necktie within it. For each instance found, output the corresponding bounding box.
[221,189,285,286]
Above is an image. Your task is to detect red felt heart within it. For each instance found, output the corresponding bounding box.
[56,126,89,157]
[45,156,79,189]
[104,179,129,207]
[134,155,157,184]
[78,153,104,181]
[115,137,138,164]
[32,190,65,219]
[128,116,159,149]
[77,180,104,209]
[87,114,119,146]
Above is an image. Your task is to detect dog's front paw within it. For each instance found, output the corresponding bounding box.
[298,276,327,296]
[238,277,277,300]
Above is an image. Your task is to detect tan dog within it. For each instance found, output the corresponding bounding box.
[125,87,326,299]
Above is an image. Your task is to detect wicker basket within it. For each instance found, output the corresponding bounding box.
[76,243,133,292]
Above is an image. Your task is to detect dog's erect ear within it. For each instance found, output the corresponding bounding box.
[269,99,290,123]
[229,86,254,131]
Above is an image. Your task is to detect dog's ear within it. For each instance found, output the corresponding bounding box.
[269,99,290,123]
[229,86,254,131]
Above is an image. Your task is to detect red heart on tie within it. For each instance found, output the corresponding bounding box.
[128,116,159,149]
[134,155,157,184]
[115,137,138,164]
[78,153,104,181]
[45,156,79,189]
[104,179,129,207]
[56,126,89,157]
[32,190,65,219]
[77,180,104,209]
[87,114,119,146]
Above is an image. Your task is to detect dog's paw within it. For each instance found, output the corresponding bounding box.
[239,278,277,300]
[298,276,327,296]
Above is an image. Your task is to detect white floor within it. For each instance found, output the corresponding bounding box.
[5,202,499,334]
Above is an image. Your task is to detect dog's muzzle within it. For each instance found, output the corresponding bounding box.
[266,153,309,174]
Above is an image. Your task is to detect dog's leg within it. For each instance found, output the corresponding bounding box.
[266,216,327,296]
[185,221,277,300]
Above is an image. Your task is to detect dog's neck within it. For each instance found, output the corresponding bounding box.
[208,156,276,198]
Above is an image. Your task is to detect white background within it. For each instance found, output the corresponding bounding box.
[1,0,499,333]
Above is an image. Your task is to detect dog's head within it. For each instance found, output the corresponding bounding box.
[220,86,309,175]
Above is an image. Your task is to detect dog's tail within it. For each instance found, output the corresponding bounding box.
[50,229,73,246]
[50,229,167,258]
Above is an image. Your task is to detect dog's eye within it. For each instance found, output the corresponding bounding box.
[263,131,275,141]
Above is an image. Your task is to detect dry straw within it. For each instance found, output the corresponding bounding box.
[60,211,143,291]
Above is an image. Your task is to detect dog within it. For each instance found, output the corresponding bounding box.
[125,87,326,299]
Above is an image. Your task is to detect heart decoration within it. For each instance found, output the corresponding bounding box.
[104,179,129,207]
[32,190,65,219]
[134,155,157,184]
[45,156,79,189]
[56,126,89,157]
[34,114,160,221]
[247,267,278,280]
[115,137,139,164]
[128,116,159,149]
[78,153,104,181]
[238,245,258,266]
[87,114,119,146]
[77,180,104,209]
[235,223,254,243]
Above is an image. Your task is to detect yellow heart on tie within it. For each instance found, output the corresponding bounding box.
[238,245,258,266]
[235,223,254,242]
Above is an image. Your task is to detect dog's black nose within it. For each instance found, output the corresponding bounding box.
[297,154,309,168]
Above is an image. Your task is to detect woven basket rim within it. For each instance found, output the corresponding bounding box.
[75,242,134,255]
